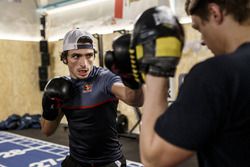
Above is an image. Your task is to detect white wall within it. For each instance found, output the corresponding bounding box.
[45,0,160,41]
[0,0,40,41]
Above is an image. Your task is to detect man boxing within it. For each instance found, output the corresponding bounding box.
[40,29,144,167]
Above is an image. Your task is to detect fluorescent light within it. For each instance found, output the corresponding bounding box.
[48,34,63,42]
[0,33,41,41]
[42,0,108,15]
[48,24,134,41]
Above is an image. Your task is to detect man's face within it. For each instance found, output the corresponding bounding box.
[67,48,95,79]
[191,15,224,55]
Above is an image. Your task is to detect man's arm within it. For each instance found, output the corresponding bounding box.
[104,34,144,107]
[40,77,74,137]
[41,112,64,136]
[140,75,194,167]
[111,82,144,107]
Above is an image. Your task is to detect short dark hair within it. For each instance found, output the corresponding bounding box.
[60,50,68,63]
[185,0,250,23]
[78,36,93,44]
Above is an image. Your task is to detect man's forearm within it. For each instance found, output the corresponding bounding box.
[125,86,144,107]
[41,112,63,136]
[140,75,169,165]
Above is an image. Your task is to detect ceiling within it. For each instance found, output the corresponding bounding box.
[0,0,189,41]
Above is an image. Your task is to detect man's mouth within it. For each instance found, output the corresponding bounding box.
[78,69,88,76]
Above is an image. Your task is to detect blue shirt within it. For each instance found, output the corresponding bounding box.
[62,66,123,164]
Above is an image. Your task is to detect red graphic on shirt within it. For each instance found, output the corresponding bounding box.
[83,84,93,93]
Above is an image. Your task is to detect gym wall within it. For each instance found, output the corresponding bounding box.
[0,40,42,120]
[0,23,213,132]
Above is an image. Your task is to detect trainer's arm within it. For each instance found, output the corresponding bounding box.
[111,82,144,107]
[140,75,193,167]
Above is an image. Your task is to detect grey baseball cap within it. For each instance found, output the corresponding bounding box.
[63,28,95,51]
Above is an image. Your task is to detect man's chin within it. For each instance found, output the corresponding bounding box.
[70,72,89,79]
[76,74,89,79]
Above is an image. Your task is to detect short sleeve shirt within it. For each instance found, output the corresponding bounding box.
[155,43,250,167]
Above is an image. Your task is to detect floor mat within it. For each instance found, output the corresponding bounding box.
[0,131,143,167]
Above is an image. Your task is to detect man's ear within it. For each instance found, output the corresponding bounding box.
[60,51,68,65]
[62,59,68,64]
[208,3,224,24]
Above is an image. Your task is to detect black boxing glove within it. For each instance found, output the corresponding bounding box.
[130,5,185,77]
[104,34,143,89]
[42,77,74,121]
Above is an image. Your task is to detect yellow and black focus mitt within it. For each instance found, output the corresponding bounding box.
[130,5,185,78]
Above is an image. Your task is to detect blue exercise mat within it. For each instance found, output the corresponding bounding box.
[0,131,143,167]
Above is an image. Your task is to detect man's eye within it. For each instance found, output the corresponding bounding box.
[71,54,79,58]
[86,54,94,58]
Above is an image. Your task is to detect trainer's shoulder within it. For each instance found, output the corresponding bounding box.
[185,55,230,85]
[191,56,223,72]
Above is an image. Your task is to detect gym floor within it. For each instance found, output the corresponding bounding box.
[9,124,198,167]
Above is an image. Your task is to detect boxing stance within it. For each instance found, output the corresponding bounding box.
[110,3,250,167]
[41,29,144,167]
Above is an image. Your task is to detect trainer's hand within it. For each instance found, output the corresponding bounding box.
[105,34,143,89]
[130,5,185,77]
[42,77,74,121]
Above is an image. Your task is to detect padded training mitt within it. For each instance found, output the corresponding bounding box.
[104,34,142,89]
[130,5,185,77]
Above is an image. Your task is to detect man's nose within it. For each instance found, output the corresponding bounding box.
[78,56,87,66]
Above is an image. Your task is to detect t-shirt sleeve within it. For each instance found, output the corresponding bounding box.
[101,69,122,95]
[155,61,226,151]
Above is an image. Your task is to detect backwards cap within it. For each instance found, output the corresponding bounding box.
[63,28,95,51]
